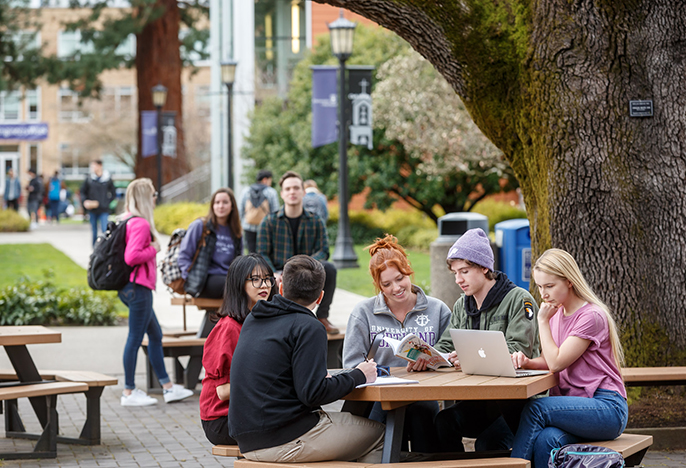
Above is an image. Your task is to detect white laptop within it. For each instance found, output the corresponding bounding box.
[449,329,549,378]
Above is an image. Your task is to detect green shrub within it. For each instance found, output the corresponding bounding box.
[154,202,209,235]
[0,274,117,326]
[472,199,527,232]
[328,206,436,250]
[0,210,30,232]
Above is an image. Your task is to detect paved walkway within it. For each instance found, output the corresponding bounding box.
[0,223,685,466]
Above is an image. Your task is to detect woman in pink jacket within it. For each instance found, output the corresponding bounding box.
[118,178,194,407]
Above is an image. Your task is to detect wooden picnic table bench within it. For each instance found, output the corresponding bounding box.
[0,381,88,459]
[221,433,653,467]
[0,369,118,445]
[141,336,206,393]
[622,366,686,386]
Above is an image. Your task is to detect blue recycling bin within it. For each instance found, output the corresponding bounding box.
[495,219,531,289]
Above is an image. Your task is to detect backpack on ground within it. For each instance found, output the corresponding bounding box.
[549,444,624,468]
[244,184,270,226]
[160,228,188,295]
[87,217,137,291]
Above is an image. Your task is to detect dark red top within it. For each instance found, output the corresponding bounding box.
[200,316,242,420]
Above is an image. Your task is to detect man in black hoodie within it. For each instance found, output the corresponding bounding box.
[229,255,384,463]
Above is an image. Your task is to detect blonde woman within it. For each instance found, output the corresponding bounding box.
[510,249,627,468]
[118,179,193,406]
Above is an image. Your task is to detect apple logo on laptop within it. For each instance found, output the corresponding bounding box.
[478,348,486,358]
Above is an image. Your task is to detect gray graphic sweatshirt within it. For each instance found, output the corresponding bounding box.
[342,285,452,368]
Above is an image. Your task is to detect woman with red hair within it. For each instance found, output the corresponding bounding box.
[342,234,451,453]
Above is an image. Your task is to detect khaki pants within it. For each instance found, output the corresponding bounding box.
[243,410,385,463]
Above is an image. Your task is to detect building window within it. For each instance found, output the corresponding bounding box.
[195,86,210,119]
[29,144,40,173]
[58,89,91,122]
[26,88,40,121]
[59,142,89,177]
[102,86,135,116]
[254,0,306,98]
[58,31,94,58]
[0,91,20,121]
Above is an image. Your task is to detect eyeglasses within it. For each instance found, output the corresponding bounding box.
[153,191,159,199]
[246,276,276,288]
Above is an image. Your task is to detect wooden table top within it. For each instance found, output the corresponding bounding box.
[0,326,61,346]
[344,367,557,410]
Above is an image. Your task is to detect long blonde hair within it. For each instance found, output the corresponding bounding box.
[533,248,624,368]
[124,178,158,240]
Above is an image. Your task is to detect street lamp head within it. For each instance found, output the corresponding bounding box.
[151,83,168,108]
[328,9,356,61]
[221,60,238,86]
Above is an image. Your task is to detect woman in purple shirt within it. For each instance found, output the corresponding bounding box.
[510,249,627,468]
[178,188,243,298]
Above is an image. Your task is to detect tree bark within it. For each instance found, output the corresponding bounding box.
[319,0,686,365]
[135,0,187,187]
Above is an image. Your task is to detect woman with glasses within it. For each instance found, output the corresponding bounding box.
[200,253,277,445]
[119,178,194,406]
[342,234,451,453]
[178,188,243,298]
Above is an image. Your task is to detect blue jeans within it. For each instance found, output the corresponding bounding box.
[118,283,170,390]
[369,400,440,453]
[49,199,60,222]
[89,211,109,246]
[511,389,628,468]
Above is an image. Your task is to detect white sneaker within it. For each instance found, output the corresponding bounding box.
[121,388,158,407]
[163,384,194,403]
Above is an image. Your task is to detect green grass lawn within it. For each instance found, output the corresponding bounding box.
[0,243,90,288]
[335,245,432,297]
[0,243,125,314]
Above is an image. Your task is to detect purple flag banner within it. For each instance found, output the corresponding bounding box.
[0,123,48,140]
[311,66,339,148]
[141,111,157,157]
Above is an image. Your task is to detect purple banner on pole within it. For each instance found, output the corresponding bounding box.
[311,66,339,148]
[0,123,48,140]
[141,111,157,157]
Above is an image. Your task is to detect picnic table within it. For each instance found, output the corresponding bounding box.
[342,367,557,464]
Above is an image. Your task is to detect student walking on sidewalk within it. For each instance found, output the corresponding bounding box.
[118,178,194,407]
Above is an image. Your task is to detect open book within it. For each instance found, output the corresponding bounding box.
[382,334,453,370]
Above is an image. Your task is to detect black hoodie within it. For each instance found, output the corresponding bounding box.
[228,294,366,453]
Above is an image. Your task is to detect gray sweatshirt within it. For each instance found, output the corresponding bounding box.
[342,285,452,368]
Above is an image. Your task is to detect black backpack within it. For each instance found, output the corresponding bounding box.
[88,216,138,291]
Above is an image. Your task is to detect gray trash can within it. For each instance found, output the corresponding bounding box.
[430,213,489,308]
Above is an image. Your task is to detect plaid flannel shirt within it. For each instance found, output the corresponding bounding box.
[257,207,330,271]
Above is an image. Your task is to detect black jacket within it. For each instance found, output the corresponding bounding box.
[228,295,365,453]
[80,170,116,214]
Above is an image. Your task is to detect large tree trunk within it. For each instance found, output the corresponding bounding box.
[135,0,187,187]
[320,0,686,365]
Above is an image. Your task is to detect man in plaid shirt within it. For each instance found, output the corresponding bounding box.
[257,171,339,334]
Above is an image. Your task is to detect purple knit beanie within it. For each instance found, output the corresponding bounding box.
[446,228,494,271]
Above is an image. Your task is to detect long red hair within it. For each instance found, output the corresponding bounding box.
[366,234,414,293]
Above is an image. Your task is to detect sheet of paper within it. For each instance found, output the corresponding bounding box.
[356,376,420,388]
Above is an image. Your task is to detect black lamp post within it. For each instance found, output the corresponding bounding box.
[152,83,168,203]
[221,60,238,190]
[328,10,358,269]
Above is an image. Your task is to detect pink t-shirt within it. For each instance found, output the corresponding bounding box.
[123,215,157,291]
[549,303,626,399]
